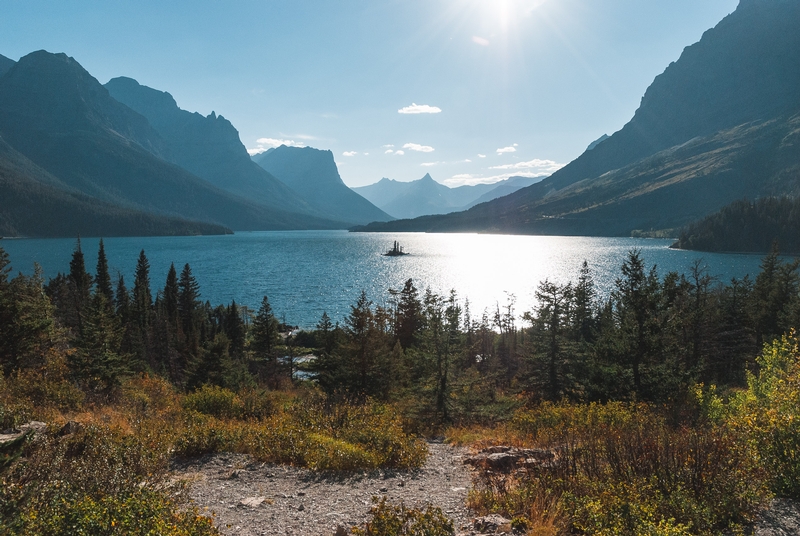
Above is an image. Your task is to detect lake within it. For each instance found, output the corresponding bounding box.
[0,231,767,328]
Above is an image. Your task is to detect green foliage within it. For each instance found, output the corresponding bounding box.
[1,424,217,536]
[174,398,427,471]
[465,401,766,535]
[730,332,800,497]
[351,497,454,536]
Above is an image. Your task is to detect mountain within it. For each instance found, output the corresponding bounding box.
[104,77,320,217]
[354,0,800,235]
[0,51,341,231]
[352,174,541,219]
[252,145,392,225]
[0,54,14,78]
[461,176,543,210]
[0,136,230,237]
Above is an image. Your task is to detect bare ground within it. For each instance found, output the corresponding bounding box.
[175,441,474,536]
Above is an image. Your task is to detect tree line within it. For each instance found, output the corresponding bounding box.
[1,239,799,427]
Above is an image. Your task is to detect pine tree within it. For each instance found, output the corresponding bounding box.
[163,263,179,330]
[178,263,201,337]
[396,279,422,349]
[71,293,126,396]
[224,300,246,358]
[95,238,114,309]
[68,237,93,331]
[251,295,281,386]
[132,249,152,331]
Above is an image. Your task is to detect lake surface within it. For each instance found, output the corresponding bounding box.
[1,231,767,328]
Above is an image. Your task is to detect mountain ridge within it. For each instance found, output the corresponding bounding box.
[354,0,800,235]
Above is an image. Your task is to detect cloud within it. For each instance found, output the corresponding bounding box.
[382,144,395,148]
[444,171,550,188]
[398,103,442,114]
[342,151,358,157]
[490,159,565,173]
[394,150,405,156]
[465,159,472,163]
[248,137,307,155]
[478,154,487,158]
[403,143,435,153]
[496,146,517,154]
[472,36,490,46]
[385,149,394,154]
[421,162,439,167]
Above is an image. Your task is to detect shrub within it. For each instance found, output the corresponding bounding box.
[730,332,800,497]
[183,385,244,419]
[351,497,454,536]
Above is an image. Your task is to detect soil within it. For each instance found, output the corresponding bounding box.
[175,440,800,536]
[175,441,475,536]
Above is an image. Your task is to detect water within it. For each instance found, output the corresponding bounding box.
[0,231,767,328]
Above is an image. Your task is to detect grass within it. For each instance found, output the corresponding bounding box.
[0,370,428,535]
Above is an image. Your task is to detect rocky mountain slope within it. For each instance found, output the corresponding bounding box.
[0,51,342,234]
[253,146,392,226]
[355,0,800,235]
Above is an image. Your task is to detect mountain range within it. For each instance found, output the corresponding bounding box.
[252,146,392,225]
[354,0,800,235]
[0,51,390,237]
[353,174,542,219]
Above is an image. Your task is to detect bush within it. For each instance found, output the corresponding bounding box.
[183,385,244,420]
[463,401,766,535]
[731,332,800,497]
[351,497,454,536]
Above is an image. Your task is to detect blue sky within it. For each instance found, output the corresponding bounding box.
[0,0,738,187]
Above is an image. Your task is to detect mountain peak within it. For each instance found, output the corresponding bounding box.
[0,53,15,77]
[420,173,435,182]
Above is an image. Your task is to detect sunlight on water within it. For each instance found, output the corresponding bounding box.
[1,231,767,328]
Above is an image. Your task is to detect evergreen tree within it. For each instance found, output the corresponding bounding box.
[163,263,179,330]
[251,296,280,384]
[224,300,247,358]
[71,293,126,396]
[68,237,93,331]
[395,279,423,349]
[178,263,201,337]
[95,238,114,309]
[530,280,573,401]
[132,249,152,331]
[572,261,596,342]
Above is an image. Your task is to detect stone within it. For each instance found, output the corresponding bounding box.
[57,421,82,437]
[240,496,266,507]
[474,514,512,533]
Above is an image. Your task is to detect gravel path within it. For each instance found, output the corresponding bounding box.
[176,441,474,536]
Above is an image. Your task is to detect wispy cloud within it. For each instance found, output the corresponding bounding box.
[385,149,394,154]
[403,143,435,153]
[342,151,358,157]
[478,154,487,158]
[496,144,518,154]
[398,103,442,115]
[421,162,440,167]
[490,159,564,173]
[472,36,490,46]
[394,150,405,156]
[444,171,549,187]
[382,144,395,148]
[247,137,307,155]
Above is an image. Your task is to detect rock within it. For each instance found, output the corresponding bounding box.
[57,421,82,437]
[240,496,266,507]
[228,469,244,479]
[484,446,512,454]
[474,514,512,533]
[298,504,305,511]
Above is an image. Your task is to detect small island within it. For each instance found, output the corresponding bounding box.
[382,240,409,256]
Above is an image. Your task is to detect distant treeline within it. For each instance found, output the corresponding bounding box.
[2,239,800,427]
[673,196,800,253]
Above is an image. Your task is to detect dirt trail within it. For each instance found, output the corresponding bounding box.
[177,441,474,536]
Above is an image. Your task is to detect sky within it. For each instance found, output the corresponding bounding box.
[0,0,739,187]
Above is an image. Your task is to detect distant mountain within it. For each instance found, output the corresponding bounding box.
[0,54,14,78]
[352,174,541,219]
[104,77,320,217]
[0,136,229,237]
[252,145,392,225]
[354,0,800,235]
[0,51,341,232]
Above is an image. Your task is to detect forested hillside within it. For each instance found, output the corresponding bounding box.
[673,197,800,253]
